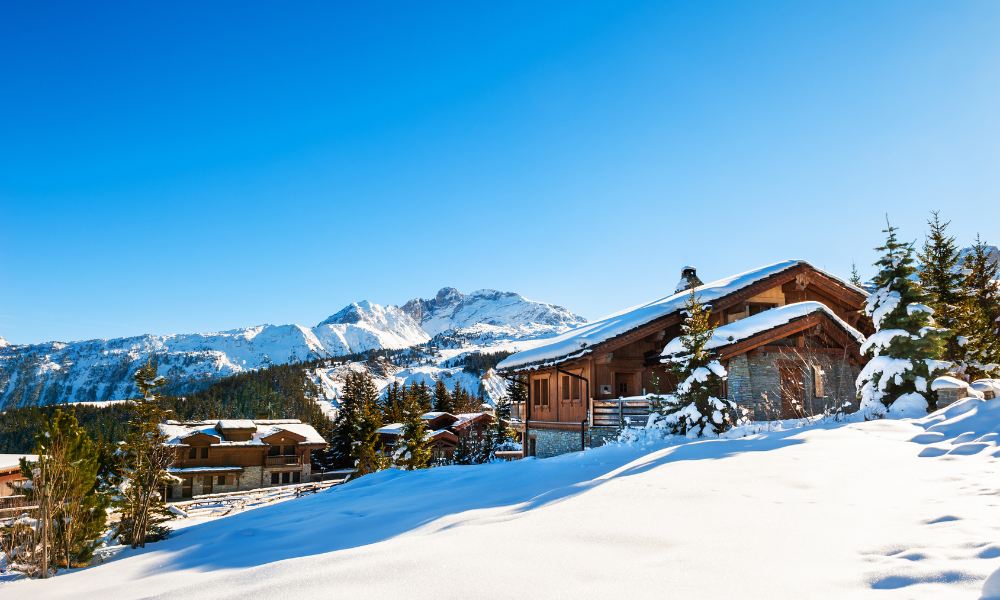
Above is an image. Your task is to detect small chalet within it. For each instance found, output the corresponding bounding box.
[159,419,327,499]
[497,260,870,458]
[0,454,36,497]
[377,411,494,463]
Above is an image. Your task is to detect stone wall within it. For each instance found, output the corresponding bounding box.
[726,349,859,420]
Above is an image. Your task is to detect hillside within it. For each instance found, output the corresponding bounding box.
[0,288,584,409]
[7,398,998,599]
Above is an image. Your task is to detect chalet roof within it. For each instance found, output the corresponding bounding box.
[0,454,37,471]
[660,301,865,358]
[160,419,326,446]
[497,260,864,372]
[377,423,405,435]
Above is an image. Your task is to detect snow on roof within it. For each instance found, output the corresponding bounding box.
[420,411,457,420]
[159,420,326,446]
[216,419,256,429]
[0,454,37,471]
[377,423,405,435]
[498,260,854,371]
[167,466,244,474]
[661,301,865,358]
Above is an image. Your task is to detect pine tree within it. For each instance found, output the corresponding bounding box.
[960,236,1000,378]
[850,262,864,288]
[381,381,405,424]
[349,370,387,476]
[6,410,110,577]
[328,371,361,467]
[918,211,965,366]
[118,359,174,548]
[395,391,431,469]
[657,289,741,437]
[410,381,431,414]
[857,219,951,417]
[433,379,454,414]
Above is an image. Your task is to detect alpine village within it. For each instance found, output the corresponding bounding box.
[1,212,999,595]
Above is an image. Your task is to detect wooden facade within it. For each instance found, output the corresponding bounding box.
[377,411,494,464]
[501,262,869,457]
[162,420,327,499]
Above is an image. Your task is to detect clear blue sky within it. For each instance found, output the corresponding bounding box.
[2,1,999,344]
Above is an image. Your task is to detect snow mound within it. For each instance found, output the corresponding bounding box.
[909,397,1000,457]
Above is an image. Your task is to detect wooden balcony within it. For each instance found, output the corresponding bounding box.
[265,455,302,467]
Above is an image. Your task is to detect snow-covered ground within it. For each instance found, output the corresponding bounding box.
[6,398,999,599]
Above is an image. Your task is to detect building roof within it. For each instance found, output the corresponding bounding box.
[160,419,326,446]
[0,454,37,471]
[497,260,863,371]
[661,301,865,358]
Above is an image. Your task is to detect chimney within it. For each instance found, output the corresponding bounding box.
[675,266,703,293]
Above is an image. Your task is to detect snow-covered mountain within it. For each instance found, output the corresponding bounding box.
[0,288,584,409]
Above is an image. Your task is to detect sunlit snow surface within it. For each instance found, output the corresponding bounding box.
[8,398,999,599]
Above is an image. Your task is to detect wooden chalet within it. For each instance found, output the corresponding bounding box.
[0,454,35,497]
[159,419,327,499]
[377,411,494,464]
[496,260,870,458]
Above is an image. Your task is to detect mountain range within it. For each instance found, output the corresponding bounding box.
[0,288,586,410]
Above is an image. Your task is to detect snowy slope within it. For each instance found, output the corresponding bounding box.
[8,398,998,599]
[0,288,584,408]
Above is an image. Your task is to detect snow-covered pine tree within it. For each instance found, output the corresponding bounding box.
[657,289,742,437]
[395,391,431,469]
[433,379,454,413]
[918,211,966,367]
[960,236,1000,378]
[857,220,951,417]
[118,359,174,548]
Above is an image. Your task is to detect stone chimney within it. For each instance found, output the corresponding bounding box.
[674,266,703,293]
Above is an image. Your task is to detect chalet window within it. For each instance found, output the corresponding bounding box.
[200,447,209,459]
[271,472,279,485]
[749,302,778,316]
[532,378,549,407]
[216,475,225,485]
[618,381,629,397]
[292,472,301,483]
[561,375,570,400]
[283,445,295,455]
[281,472,291,484]
[267,445,280,456]
[188,447,197,459]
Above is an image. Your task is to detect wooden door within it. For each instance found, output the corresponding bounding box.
[181,477,193,498]
[779,362,804,418]
[614,372,633,398]
[202,475,214,495]
[531,376,553,421]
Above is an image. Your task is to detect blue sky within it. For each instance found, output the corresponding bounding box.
[2,1,999,344]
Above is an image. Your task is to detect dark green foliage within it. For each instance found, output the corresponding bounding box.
[408,381,433,413]
[117,360,174,548]
[330,370,387,475]
[433,379,454,413]
[381,381,405,424]
[918,211,965,365]
[961,236,1000,378]
[456,351,514,376]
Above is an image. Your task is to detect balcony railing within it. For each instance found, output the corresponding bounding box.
[265,455,302,467]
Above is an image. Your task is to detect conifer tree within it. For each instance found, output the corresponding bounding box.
[395,391,431,469]
[857,219,951,417]
[960,236,1000,378]
[118,359,174,548]
[408,381,433,413]
[329,371,361,467]
[850,262,864,288]
[657,289,741,437]
[382,381,405,424]
[349,370,388,476]
[433,379,454,414]
[918,211,965,366]
[5,410,110,577]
